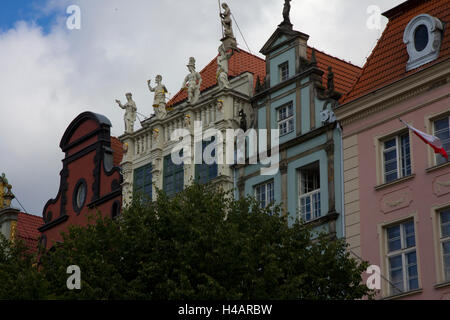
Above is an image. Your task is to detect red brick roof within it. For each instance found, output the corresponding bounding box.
[306,46,362,100]
[17,212,43,252]
[342,0,450,103]
[111,136,123,167]
[167,49,266,107]
[167,46,360,107]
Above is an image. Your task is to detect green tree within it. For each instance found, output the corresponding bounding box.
[2,183,373,300]
[0,235,49,299]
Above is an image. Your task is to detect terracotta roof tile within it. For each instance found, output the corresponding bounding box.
[166,45,361,107]
[306,47,362,101]
[342,0,450,103]
[16,212,43,252]
[167,49,266,107]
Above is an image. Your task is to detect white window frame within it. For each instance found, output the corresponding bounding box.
[432,115,450,166]
[277,102,294,136]
[385,220,419,296]
[439,208,450,282]
[298,163,321,223]
[382,132,411,184]
[279,61,289,82]
[254,180,275,210]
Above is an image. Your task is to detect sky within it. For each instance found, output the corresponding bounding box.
[0,0,405,216]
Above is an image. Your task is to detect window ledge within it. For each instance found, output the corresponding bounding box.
[375,174,416,191]
[383,288,423,300]
[434,281,450,289]
[426,161,450,173]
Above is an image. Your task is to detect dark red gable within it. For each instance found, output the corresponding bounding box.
[39,112,122,249]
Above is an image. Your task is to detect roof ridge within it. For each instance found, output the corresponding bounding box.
[308,45,362,70]
[341,19,392,103]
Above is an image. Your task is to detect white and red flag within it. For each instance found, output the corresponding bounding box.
[400,119,448,160]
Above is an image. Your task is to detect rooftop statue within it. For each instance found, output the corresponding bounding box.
[220,3,234,39]
[283,0,292,24]
[182,57,202,105]
[219,3,238,51]
[148,75,168,118]
[115,93,137,134]
[217,44,234,90]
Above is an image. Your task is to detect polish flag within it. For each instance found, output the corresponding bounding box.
[400,119,448,160]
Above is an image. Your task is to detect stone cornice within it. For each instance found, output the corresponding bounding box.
[336,58,450,127]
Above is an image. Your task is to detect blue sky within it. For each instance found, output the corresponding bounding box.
[0,0,58,33]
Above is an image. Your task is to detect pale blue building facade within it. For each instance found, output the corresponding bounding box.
[234,22,345,237]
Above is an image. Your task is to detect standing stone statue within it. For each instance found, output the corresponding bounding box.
[217,44,234,90]
[220,3,234,39]
[115,93,137,134]
[219,3,238,51]
[182,57,202,105]
[148,75,168,118]
[282,0,292,24]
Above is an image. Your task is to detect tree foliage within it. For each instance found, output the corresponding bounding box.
[0,183,373,300]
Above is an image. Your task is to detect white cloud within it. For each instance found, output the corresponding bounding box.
[0,0,404,215]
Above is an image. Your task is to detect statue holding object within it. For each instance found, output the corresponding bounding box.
[116,93,137,134]
[148,75,168,118]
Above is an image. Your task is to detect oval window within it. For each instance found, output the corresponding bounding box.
[73,179,87,213]
[414,24,428,52]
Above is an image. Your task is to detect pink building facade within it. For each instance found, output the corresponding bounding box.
[336,0,450,299]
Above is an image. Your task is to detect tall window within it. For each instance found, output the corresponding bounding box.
[255,180,274,210]
[279,61,289,82]
[434,116,450,165]
[277,102,294,136]
[134,163,153,201]
[439,208,450,281]
[382,133,411,183]
[298,162,321,222]
[195,137,218,184]
[163,153,184,197]
[386,220,419,295]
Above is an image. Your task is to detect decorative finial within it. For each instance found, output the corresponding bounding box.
[327,66,335,93]
[311,48,317,66]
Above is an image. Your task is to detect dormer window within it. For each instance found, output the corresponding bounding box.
[279,61,289,82]
[403,14,443,71]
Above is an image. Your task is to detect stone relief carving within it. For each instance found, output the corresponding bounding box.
[433,172,450,196]
[116,93,137,134]
[152,128,160,143]
[184,114,191,127]
[182,57,202,105]
[217,99,224,112]
[380,187,413,214]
